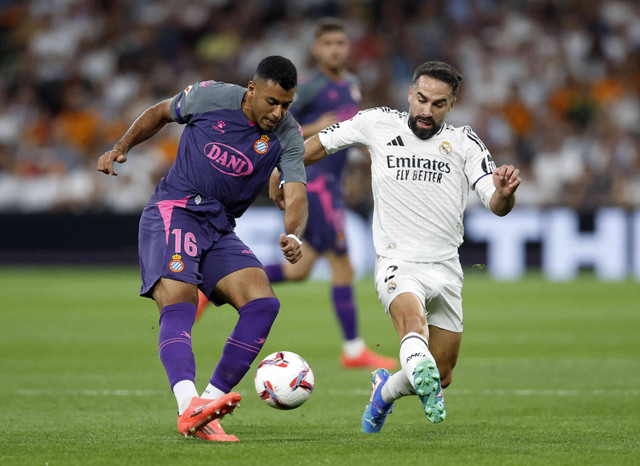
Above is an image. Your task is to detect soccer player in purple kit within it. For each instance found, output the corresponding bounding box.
[97,56,308,442]
[198,19,396,371]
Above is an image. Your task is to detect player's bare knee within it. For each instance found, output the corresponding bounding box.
[287,270,310,281]
[333,264,353,283]
[283,263,312,281]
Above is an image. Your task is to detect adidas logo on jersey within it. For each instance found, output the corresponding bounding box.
[387,136,404,146]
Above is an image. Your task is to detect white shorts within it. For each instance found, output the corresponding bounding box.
[374,256,464,333]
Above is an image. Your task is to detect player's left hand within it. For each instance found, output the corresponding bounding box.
[279,233,302,264]
[492,164,521,197]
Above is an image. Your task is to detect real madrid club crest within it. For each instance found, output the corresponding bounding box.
[387,281,397,294]
[169,254,184,273]
[439,141,452,156]
[254,135,269,154]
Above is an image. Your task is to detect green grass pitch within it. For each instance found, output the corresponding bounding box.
[0,266,638,465]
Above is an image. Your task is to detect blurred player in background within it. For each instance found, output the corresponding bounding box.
[197,18,396,371]
[97,56,308,442]
[272,61,520,432]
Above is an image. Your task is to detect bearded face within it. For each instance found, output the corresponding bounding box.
[407,75,456,140]
[408,114,441,140]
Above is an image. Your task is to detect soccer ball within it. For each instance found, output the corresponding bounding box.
[254,351,314,410]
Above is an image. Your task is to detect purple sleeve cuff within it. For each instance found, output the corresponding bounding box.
[472,172,491,189]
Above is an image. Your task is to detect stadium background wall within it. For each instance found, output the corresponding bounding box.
[3,208,638,282]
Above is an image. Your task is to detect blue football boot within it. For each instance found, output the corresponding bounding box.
[361,368,393,433]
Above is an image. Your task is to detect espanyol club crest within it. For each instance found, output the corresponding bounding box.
[439,141,452,156]
[169,254,184,273]
[254,135,269,154]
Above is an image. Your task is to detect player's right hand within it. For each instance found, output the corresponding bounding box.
[280,233,302,264]
[97,149,127,176]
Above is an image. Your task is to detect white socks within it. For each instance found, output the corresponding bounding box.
[173,380,198,415]
[201,383,225,400]
[173,381,227,415]
[399,332,435,388]
[381,371,414,403]
[342,336,366,358]
[381,332,435,404]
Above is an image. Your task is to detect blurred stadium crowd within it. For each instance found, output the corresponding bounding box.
[0,0,638,214]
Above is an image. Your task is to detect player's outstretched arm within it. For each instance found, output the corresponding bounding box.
[97,98,173,176]
[303,135,329,166]
[280,181,308,264]
[489,164,521,216]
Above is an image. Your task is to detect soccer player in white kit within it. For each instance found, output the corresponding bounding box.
[272,61,521,432]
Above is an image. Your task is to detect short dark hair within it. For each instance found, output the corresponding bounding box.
[412,61,463,98]
[314,17,345,39]
[255,56,297,91]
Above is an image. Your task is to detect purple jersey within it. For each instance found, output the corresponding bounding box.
[150,80,306,234]
[288,71,360,255]
[138,80,305,298]
[290,70,360,196]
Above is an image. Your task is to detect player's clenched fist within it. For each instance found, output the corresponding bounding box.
[279,233,302,264]
[492,164,521,196]
[97,149,127,176]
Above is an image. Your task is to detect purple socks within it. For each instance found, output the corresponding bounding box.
[158,298,279,394]
[158,302,197,389]
[332,285,358,341]
[209,297,279,392]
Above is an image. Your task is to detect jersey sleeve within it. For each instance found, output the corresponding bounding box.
[276,114,307,185]
[317,108,375,154]
[462,126,497,209]
[170,81,244,125]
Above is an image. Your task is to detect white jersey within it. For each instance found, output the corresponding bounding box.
[318,107,497,262]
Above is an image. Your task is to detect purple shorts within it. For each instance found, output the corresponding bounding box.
[304,175,348,255]
[138,203,262,305]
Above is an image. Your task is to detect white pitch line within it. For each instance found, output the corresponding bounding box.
[324,388,640,397]
[14,389,166,397]
[10,388,640,397]
[448,388,640,396]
